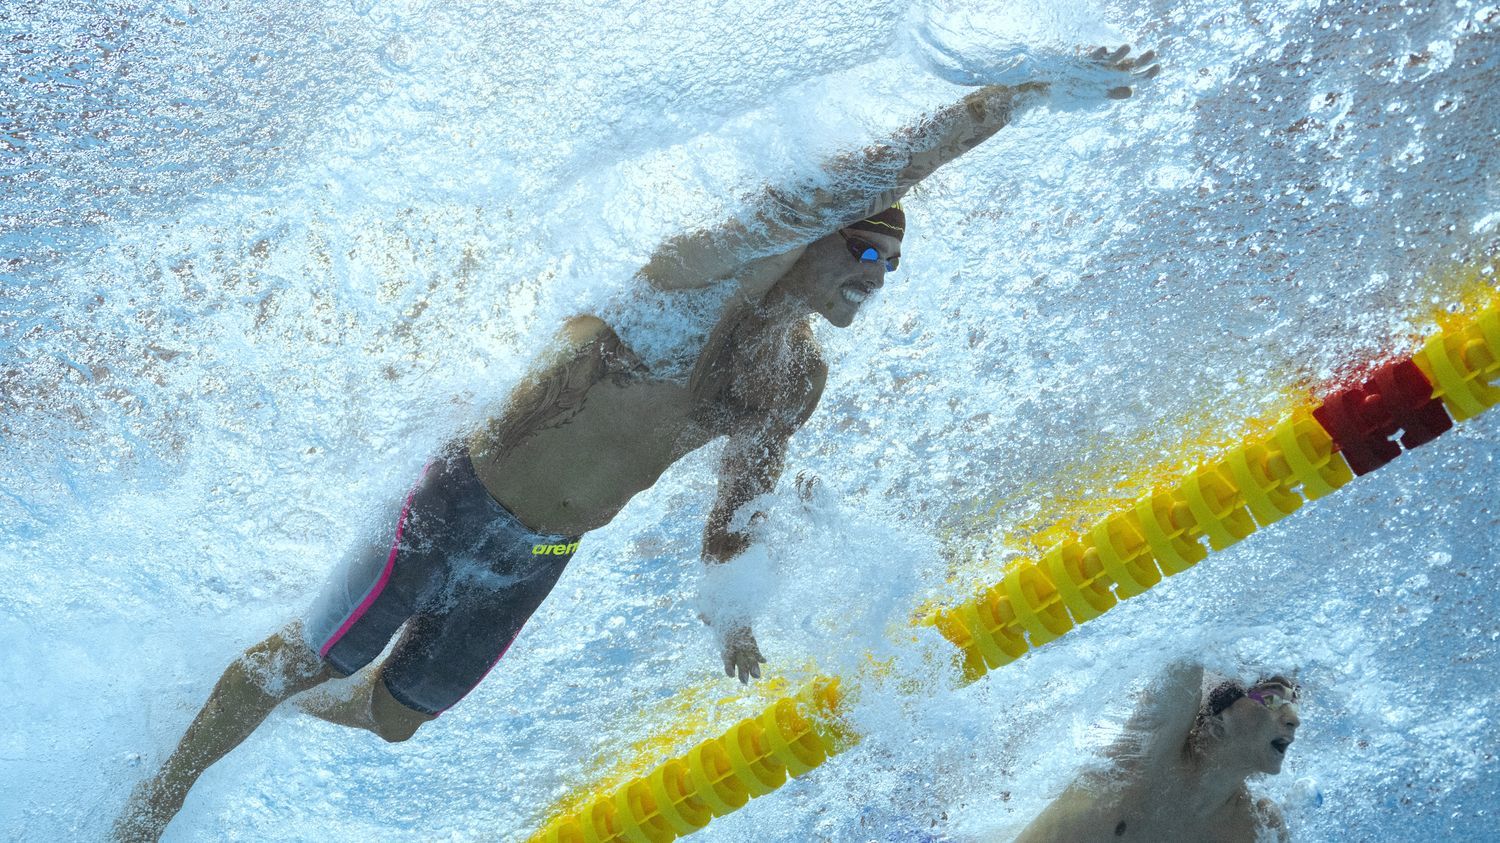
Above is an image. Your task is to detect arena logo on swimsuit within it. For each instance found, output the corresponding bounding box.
[532,542,580,555]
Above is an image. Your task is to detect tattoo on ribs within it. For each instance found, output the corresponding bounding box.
[485,328,646,459]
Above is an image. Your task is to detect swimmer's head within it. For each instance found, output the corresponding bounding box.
[780,205,905,328]
[844,203,906,242]
[1196,675,1301,775]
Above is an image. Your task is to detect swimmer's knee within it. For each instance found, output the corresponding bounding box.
[231,622,336,698]
[276,621,337,684]
[369,672,434,743]
[372,714,424,744]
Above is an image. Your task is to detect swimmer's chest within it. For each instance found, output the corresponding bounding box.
[1099,782,1261,843]
[522,330,787,469]
[539,375,723,467]
[478,375,732,531]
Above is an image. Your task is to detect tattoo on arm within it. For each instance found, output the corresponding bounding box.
[753,85,1033,237]
[898,84,1035,184]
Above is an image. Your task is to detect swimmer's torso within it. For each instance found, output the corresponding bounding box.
[467,255,817,536]
[471,370,717,535]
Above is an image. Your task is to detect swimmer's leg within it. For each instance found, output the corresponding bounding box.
[114,620,334,843]
[294,663,434,743]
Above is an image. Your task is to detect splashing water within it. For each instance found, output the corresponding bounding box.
[2,0,1497,840]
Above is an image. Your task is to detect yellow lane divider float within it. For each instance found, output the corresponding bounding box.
[530,293,1499,843]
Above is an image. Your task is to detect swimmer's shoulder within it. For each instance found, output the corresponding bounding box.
[1253,795,1289,842]
[1013,780,1118,843]
[558,314,651,384]
[725,318,826,428]
[559,314,636,361]
[1201,787,1280,843]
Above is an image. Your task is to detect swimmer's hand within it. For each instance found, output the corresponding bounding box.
[1041,44,1161,107]
[720,623,766,684]
[1082,44,1161,100]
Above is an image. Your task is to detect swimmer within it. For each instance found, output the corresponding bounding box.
[1013,664,1301,843]
[115,45,1160,842]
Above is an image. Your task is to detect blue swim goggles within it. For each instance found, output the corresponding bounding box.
[840,231,900,272]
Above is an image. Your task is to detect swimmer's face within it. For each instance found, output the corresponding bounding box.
[784,228,901,328]
[1221,682,1301,775]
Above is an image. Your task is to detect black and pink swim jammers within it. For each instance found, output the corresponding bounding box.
[301,451,580,716]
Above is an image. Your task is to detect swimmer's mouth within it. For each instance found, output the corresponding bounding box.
[840,283,873,304]
[1271,738,1292,755]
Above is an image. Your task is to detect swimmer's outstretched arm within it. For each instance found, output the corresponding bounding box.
[638,88,1032,292]
[641,47,1158,291]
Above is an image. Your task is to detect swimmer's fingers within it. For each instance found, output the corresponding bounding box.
[1126,49,1161,82]
[737,633,765,684]
[1085,44,1161,76]
[747,635,765,682]
[1081,44,1162,100]
[1087,44,1131,66]
[739,655,764,684]
[1090,45,1148,69]
[721,624,766,684]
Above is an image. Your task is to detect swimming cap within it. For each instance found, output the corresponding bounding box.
[845,203,905,240]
